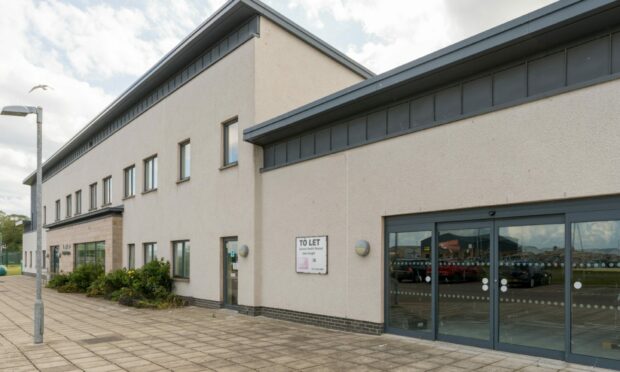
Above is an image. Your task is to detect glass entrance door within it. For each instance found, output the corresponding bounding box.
[51,246,60,274]
[495,218,565,355]
[223,238,238,307]
[568,213,620,364]
[437,222,491,345]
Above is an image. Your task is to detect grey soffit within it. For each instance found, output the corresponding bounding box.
[43,206,123,231]
[260,25,620,171]
[22,0,373,186]
[244,0,620,145]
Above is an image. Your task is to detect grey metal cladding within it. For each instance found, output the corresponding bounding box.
[348,117,366,145]
[463,76,492,114]
[567,37,610,85]
[614,33,620,73]
[315,128,331,153]
[331,123,348,150]
[261,28,620,172]
[300,133,315,158]
[264,145,275,168]
[493,64,527,106]
[40,16,260,183]
[367,110,387,140]
[411,95,434,127]
[528,52,566,95]
[287,137,301,162]
[274,142,287,165]
[387,102,410,134]
[435,86,461,121]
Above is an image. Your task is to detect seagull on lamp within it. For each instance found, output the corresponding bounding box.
[28,85,53,93]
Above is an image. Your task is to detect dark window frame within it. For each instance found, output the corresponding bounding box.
[66,194,72,218]
[222,118,239,167]
[54,199,60,221]
[179,140,191,181]
[74,241,105,268]
[127,244,135,270]
[143,155,158,192]
[123,165,136,198]
[102,176,112,206]
[172,240,190,279]
[89,183,97,211]
[75,190,82,215]
[143,242,157,264]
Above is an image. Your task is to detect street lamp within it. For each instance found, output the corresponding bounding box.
[1,105,44,344]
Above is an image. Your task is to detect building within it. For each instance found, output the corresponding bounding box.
[22,0,620,368]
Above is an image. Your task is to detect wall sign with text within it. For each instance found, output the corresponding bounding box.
[296,236,327,274]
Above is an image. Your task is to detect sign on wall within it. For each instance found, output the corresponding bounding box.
[296,236,327,274]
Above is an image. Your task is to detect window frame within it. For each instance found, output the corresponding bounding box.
[124,165,136,198]
[43,206,46,225]
[172,240,190,279]
[66,194,72,218]
[127,244,135,270]
[143,155,158,192]
[55,199,60,221]
[75,190,82,215]
[102,176,112,206]
[89,183,97,211]
[143,242,157,264]
[178,140,191,181]
[74,241,105,268]
[222,118,239,167]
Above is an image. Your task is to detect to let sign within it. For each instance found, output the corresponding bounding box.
[296,236,327,274]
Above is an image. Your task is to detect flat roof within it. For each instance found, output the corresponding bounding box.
[244,0,620,145]
[24,0,373,185]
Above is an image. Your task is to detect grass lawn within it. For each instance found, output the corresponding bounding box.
[5,265,22,276]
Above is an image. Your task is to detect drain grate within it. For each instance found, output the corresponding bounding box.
[80,335,124,344]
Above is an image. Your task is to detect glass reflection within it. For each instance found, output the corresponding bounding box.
[438,227,490,340]
[571,220,620,361]
[498,224,565,351]
[388,231,432,333]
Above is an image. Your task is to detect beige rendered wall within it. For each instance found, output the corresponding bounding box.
[36,16,367,307]
[258,78,620,324]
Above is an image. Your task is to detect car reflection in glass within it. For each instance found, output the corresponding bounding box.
[392,259,428,283]
[500,260,553,288]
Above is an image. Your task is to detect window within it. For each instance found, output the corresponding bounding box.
[75,190,82,215]
[124,165,136,198]
[43,206,46,225]
[144,156,158,192]
[179,141,191,180]
[29,251,32,268]
[103,176,112,205]
[24,251,27,267]
[75,241,105,268]
[173,241,190,279]
[89,183,97,210]
[55,200,60,221]
[42,250,46,269]
[223,119,238,166]
[144,242,157,264]
[128,244,135,270]
[66,195,72,218]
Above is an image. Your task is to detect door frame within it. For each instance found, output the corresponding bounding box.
[384,195,620,369]
[492,215,566,360]
[222,236,239,309]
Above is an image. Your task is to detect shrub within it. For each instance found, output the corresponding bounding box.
[49,259,185,309]
[131,260,173,300]
[47,274,69,289]
[87,268,131,298]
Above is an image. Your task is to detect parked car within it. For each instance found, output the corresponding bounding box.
[392,259,428,282]
[428,260,482,283]
[500,261,552,288]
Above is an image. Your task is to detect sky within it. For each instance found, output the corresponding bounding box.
[0,0,557,216]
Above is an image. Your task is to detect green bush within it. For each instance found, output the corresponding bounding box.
[47,274,69,289]
[51,259,186,309]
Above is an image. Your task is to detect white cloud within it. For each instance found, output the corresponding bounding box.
[0,0,216,215]
[285,0,556,73]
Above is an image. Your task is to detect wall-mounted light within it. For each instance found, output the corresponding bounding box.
[355,240,370,257]
[239,244,249,258]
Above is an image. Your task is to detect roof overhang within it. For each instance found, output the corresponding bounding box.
[44,206,123,231]
[244,0,620,145]
[23,0,372,185]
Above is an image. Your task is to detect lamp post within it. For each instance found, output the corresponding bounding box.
[1,105,44,344]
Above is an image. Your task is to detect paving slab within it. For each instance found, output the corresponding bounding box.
[0,276,617,372]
